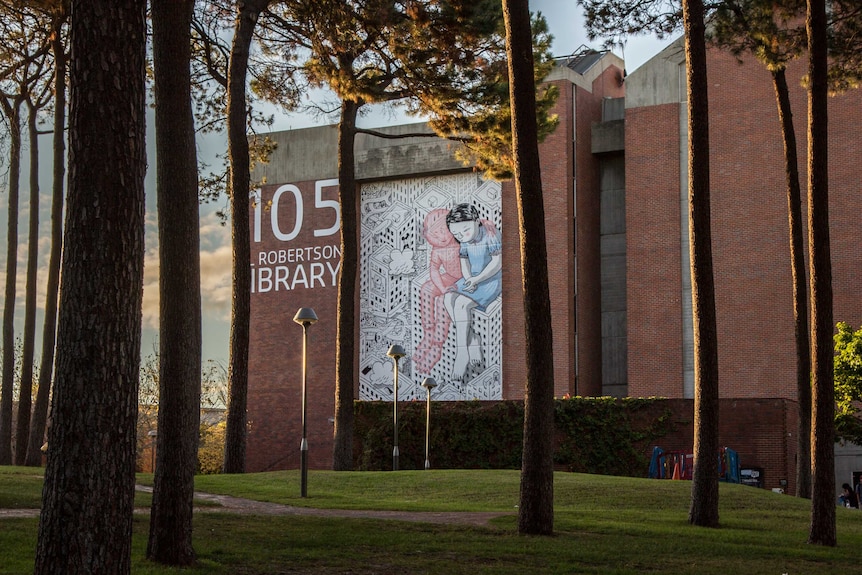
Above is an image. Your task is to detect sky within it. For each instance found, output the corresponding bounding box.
[0,1,673,368]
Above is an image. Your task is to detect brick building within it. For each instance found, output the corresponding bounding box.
[246,40,862,493]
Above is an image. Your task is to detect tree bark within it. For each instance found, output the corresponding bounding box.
[770,68,812,500]
[15,101,41,465]
[806,0,835,546]
[0,95,23,466]
[25,12,66,468]
[147,0,201,565]
[34,0,147,572]
[332,97,359,472]
[224,0,269,473]
[683,0,720,529]
[503,0,555,536]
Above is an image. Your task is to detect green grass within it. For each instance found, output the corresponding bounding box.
[0,467,45,509]
[3,466,862,574]
[193,468,525,511]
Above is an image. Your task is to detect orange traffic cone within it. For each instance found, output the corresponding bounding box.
[672,462,681,480]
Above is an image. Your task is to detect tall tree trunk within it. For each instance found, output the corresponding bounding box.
[332,97,359,472]
[0,96,23,466]
[224,0,269,473]
[25,14,66,467]
[806,0,835,546]
[503,0,555,536]
[15,102,41,465]
[771,68,812,500]
[147,0,201,565]
[34,0,147,571]
[683,0,720,528]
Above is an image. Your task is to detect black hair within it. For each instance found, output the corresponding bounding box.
[446,203,479,225]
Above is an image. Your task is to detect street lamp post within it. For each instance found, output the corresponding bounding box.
[293,307,318,497]
[147,429,158,473]
[421,377,437,470]
[387,344,406,471]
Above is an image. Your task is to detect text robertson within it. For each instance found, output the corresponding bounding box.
[252,246,342,293]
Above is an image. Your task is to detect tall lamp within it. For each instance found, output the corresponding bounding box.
[293,307,318,497]
[421,377,437,470]
[387,344,406,471]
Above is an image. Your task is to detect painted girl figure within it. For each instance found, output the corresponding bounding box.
[412,208,463,374]
[443,203,502,381]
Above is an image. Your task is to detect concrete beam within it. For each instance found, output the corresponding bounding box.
[252,121,470,185]
[624,36,686,109]
[592,119,625,154]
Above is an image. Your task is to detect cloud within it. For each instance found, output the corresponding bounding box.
[200,243,232,320]
[140,211,233,329]
[200,212,232,320]
[141,242,160,329]
[1,229,61,319]
[388,248,414,275]
[199,210,230,251]
[2,198,233,360]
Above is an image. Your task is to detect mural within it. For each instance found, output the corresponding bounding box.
[358,173,503,401]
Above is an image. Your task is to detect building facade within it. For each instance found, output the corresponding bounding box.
[245,41,862,492]
[625,37,862,402]
[246,49,625,472]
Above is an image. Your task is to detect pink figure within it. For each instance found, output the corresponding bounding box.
[413,208,462,374]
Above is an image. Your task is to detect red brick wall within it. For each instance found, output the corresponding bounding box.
[503,65,625,401]
[626,46,862,400]
[707,51,798,399]
[500,171,525,401]
[626,103,684,398]
[653,398,797,493]
[247,179,344,472]
[503,77,576,400]
[824,69,862,326]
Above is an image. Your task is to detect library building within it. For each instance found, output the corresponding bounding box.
[245,37,862,496]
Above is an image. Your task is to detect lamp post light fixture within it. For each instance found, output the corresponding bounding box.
[147,429,158,473]
[420,377,437,470]
[387,344,407,471]
[293,307,318,497]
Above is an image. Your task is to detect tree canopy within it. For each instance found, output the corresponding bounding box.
[580,0,862,95]
[834,322,862,445]
[258,0,557,179]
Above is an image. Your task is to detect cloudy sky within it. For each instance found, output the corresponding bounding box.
[1,1,672,367]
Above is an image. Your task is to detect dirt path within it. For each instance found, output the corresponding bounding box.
[0,486,511,528]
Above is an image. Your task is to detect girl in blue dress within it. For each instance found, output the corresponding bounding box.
[443,203,502,381]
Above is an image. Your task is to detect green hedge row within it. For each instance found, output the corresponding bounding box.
[354,397,675,476]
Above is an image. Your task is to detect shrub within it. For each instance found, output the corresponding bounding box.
[354,397,674,476]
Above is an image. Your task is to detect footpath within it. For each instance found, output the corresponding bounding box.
[0,485,510,528]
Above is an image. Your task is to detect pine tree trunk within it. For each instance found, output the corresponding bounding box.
[25,15,66,468]
[147,0,201,565]
[683,0,720,529]
[503,0,555,536]
[0,97,23,466]
[806,0,835,546]
[15,104,41,465]
[771,69,812,500]
[332,98,359,472]
[224,0,269,473]
[34,0,147,571]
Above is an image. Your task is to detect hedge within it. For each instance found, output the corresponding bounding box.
[354,396,675,476]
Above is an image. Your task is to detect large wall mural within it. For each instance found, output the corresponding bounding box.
[359,173,503,402]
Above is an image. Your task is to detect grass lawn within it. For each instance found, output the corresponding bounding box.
[2,465,862,574]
